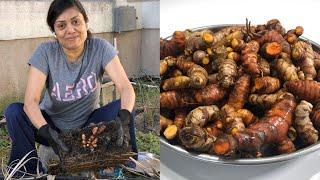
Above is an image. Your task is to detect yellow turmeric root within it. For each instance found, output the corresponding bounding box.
[193,50,210,65]
[311,100,320,131]
[277,138,296,154]
[204,123,223,139]
[188,64,209,89]
[164,125,178,140]
[221,104,245,134]
[266,19,286,35]
[217,58,238,88]
[160,90,198,109]
[261,42,282,59]
[179,126,215,152]
[295,100,318,145]
[237,109,257,127]
[195,84,226,105]
[207,73,219,84]
[176,59,209,89]
[257,30,291,54]
[160,31,186,59]
[214,94,296,156]
[258,56,270,76]
[292,41,316,80]
[160,115,173,133]
[228,74,251,110]
[314,51,320,70]
[185,30,214,56]
[241,40,261,75]
[248,89,286,108]
[169,69,183,77]
[284,26,304,44]
[163,109,187,140]
[251,76,280,94]
[162,76,191,91]
[160,56,177,76]
[174,108,187,129]
[273,58,299,81]
[185,105,220,127]
[284,80,320,103]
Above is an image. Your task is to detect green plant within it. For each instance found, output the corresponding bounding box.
[0,127,10,148]
[132,76,160,132]
[136,131,160,155]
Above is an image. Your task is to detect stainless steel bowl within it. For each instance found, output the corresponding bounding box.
[160,24,320,165]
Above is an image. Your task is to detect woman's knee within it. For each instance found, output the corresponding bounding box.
[106,99,121,110]
[4,102,27,130]
[4,102,24,119]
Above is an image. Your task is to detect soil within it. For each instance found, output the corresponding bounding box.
[51,121,135,173]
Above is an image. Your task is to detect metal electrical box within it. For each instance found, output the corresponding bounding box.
[113,6,137,32]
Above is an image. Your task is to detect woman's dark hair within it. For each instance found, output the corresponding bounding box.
[47,0,92,38]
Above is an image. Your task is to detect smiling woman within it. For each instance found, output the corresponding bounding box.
[4,0,136,177]
[47,0,91,61]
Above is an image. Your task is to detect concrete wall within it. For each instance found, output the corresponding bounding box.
[0,0,159,40]
[0,1,114,40]
[95,31,142,77]
[0,37,52,113]
[141,29,159,75]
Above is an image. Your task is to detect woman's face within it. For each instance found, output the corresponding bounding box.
[54,7,88,50]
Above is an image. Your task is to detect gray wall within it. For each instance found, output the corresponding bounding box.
[141,29,159,75]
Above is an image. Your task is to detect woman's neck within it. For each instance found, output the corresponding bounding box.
[62,44,85,62]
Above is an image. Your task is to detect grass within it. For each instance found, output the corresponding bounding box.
[136,131,160,155]
[0,93,22,116]
[0,128,10,147]
[132,76,160,133]
[132,75,160,155]
[133,77,159,108]
[0,126,11,166]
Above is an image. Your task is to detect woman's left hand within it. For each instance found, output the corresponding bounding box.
[81,123,107,149]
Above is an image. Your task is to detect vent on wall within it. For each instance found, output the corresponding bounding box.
[113,6,137,32]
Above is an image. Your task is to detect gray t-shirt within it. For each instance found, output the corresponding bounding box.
[28,38,117,131]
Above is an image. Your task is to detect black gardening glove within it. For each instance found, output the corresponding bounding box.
[37,124,70,156]
[114,109,131,146]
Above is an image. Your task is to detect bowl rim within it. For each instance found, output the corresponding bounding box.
[161,137,320,165]
[161,24,320,165]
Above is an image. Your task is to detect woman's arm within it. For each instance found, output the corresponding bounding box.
[104,55,135,112]
[23,66,48,129]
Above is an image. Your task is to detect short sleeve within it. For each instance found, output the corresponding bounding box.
[100,39,118,69]
[28,44,49,75]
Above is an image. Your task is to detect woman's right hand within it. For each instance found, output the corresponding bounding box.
[37,124,70,155]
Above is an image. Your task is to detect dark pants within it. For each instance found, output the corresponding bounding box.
[4,100,137,174]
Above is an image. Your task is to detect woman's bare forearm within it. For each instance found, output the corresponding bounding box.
[119,83,135,113]
[24,66,48,129]
[23,101,47,129]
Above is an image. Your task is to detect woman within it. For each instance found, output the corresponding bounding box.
[4,0,136,175]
